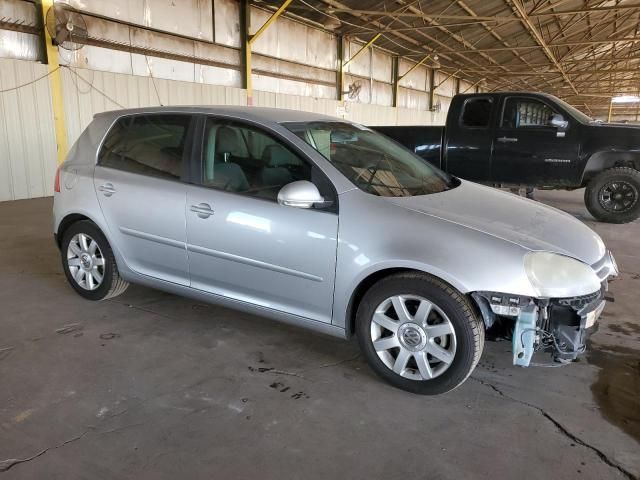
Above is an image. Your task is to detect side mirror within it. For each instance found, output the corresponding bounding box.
[277,180,325,209]
[550,113,569,131]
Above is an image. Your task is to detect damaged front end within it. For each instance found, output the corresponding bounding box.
[472,285,609,367]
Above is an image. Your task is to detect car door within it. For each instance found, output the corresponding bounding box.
[444,96,494,182]
[94,113,195,286]
[184,117,339,323]
[492,96,580,186]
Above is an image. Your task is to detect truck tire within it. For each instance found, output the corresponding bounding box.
[356,272,484,395]
[585,167,640,224]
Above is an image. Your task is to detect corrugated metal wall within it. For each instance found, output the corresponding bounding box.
[0,0,461,201]
[0,58,57,201]
[61,66,247,144]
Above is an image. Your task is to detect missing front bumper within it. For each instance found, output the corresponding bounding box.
[473,289,608,367]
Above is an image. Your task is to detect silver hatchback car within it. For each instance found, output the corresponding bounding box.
[53,107,617,394]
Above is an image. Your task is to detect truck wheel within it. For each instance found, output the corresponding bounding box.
[585,167,640,223]
[356,272,484,395]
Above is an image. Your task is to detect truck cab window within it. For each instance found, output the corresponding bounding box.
[502,98,554,128]
[460,98,492,128]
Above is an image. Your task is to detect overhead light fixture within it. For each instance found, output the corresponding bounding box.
[611,95,640,104]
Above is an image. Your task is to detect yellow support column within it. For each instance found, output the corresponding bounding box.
[245,0,293,106]
[39,0,68,164]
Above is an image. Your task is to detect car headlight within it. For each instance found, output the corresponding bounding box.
[524,252,601,298]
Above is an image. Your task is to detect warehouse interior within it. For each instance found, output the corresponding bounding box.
[1,0,639,478]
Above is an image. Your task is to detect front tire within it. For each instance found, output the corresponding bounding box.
[356,273,484,395]
[584,167,640,224]
[60,221,129,301]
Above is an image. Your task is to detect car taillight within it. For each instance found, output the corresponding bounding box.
[54,167,61,193]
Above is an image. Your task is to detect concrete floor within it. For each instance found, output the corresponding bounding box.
[0,190,638,480]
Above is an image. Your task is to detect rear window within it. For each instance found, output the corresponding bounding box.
[460,98,492,128]
[98,114,191,180]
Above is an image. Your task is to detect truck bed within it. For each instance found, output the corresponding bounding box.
[371,126,444,167]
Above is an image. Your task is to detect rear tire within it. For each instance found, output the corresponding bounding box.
[60,221,129,301]
[356,272,484,395]
[584,167,640,224]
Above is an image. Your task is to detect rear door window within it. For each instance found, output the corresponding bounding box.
[460,98,492,128]
[98,114,192,180]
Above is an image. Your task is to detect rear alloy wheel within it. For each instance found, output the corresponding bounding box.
[66,233,105,291]
[585,167,640,224]
[356,273,484,395]
[61,221,129,301]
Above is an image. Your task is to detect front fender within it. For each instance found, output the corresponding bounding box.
[331,190,537,329]
[581,150,640,184]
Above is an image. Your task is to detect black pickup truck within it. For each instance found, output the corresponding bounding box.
[374,92,640,223]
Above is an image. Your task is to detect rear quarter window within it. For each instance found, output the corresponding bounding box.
[98,114,191,180]
[460,98,492,128]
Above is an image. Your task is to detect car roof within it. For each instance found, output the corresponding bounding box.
[95,105,339,125]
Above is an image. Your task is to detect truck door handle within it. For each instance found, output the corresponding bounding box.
[190,203,214,218]
[98,183,116,196]
[497,136,518,143]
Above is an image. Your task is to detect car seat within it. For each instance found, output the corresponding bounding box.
[260,144,298,188]
[204,126,250,192]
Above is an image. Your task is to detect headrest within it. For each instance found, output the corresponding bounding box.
[261,144,299,167]
[216,127,245,156]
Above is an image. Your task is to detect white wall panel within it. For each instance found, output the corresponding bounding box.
[253,74,336,98]
[372,49,392,83]
[214,0,241,47]
[459,79,474,94]
[434,71,456,98]
[397,108,434,126]
[371,81,393,107]
[62,0,214,42]
[398,59,428,90]
[0,58,57,201]
[398,87,429,111]
[0,0,42,61]
[61,67,247,147]
[250,7,336,70]
[345,40,370,78]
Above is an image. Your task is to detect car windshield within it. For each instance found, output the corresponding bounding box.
[284,121,457,197]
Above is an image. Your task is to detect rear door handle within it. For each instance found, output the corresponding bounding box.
[497,136,518,143]
[98,183,116,196]
[190,203,214,219]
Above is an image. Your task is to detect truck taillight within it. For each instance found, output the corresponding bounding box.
[54,167,61,193]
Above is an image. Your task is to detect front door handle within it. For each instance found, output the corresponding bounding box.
[98,183,116,196]
[497,136,518,143]
[190,203,214,219]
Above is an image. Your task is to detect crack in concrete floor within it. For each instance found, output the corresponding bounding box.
[469,376,637,480]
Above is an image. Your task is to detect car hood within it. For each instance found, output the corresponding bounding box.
[385,181,606,265]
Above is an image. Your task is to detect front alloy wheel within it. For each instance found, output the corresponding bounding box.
[370,295,457,381]
[357,273,484,395]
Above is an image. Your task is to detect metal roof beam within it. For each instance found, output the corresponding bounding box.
[505,0,579,95]
[531,3,640,17]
